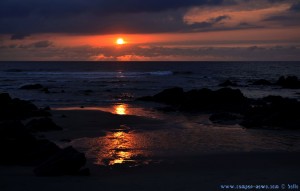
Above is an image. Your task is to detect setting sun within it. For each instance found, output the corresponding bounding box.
[116,38,125,45]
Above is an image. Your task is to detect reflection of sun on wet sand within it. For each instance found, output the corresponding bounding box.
[98,131,138,166]
[45,108,163,167]
[114,104,127,115]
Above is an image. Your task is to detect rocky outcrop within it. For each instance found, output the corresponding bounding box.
[26,117,62,132]
[241,96,300,129]
[34,146,87,176]
[138,87,300,130]
[20,84,44,90]
[138,87,250,113]
[276,76,300,89]
[0,92,88,176]
[0,93,50,120]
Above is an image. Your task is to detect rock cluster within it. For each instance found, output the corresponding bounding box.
[0,92,89,176]
[137,87,300,130]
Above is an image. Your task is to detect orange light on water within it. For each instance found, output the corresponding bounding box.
[114,104,127,115]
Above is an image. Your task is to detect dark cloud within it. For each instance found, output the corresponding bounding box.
[32,41,53,48]
[0,0,223,18]
[10,34,30,40]
[0,0,299,35]
[0,0,225,35]
[290,2,300,12]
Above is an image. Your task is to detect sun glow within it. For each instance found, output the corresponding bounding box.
[114,104,127,115]
[116,38,125,45]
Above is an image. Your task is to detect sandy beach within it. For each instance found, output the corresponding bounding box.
[1,109,299,191]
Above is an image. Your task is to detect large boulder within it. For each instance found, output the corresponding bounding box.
[26,117,62,132]
[209,112,243,125]
[137,87,185,105]
[20,84,44,90]
[137,87,250,113]
[0,120,37,164]
[180,88,249,113]
[241,96,300,129]
[34,146,87,176]
[0,120,61,165]
[0,93,50,120]
[276,76,300,89]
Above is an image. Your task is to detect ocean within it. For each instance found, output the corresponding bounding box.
[1,61,300,166]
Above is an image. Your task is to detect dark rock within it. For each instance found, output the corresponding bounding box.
[180,88,249,113]
[83,90,93,95]
[136,96,154,102]
[209,112,243,125]
[276,76,300,89]
[0,121,37,164]
[137,87,249,113]
[78,168,90,176]
[20,84,44,90]
[0,93,87,176]
[28,139,61,165]
[60,139,71,142]
[34,146,87,176]
[152,87,185,105]
[0,97,40,120]
[252,79,272,85]
[1,92,51,119]
[173,71,193,75]
[41,87,50,93]
[0,121,60,165]
[155,106,177,112]
[218,80,238,87]
[0,93,12,104]
[43,106,51,111]
[26,118,62,132]
[241,96,300,129]
[60,114,67,118]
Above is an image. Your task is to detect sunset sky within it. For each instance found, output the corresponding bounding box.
[1,0,300,61]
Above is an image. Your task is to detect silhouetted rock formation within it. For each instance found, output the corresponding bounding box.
[0,93,50,120]
[138,87,185,105]
[0,92,88,176]
[252,79,272,85]
[138,87,249,113]
[34,146,87,176]
[20,84,51,93]
[20,84,44,90]
[26,117,62,132]
[276,76,300,89]
[138,87,300,130]
[218,80,238,87]
[181,88,249,112]
[209,112,243,125]
[241,96,300,129]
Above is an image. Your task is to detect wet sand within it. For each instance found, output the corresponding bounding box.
[1,152,300,191]
[1,109,300,191]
